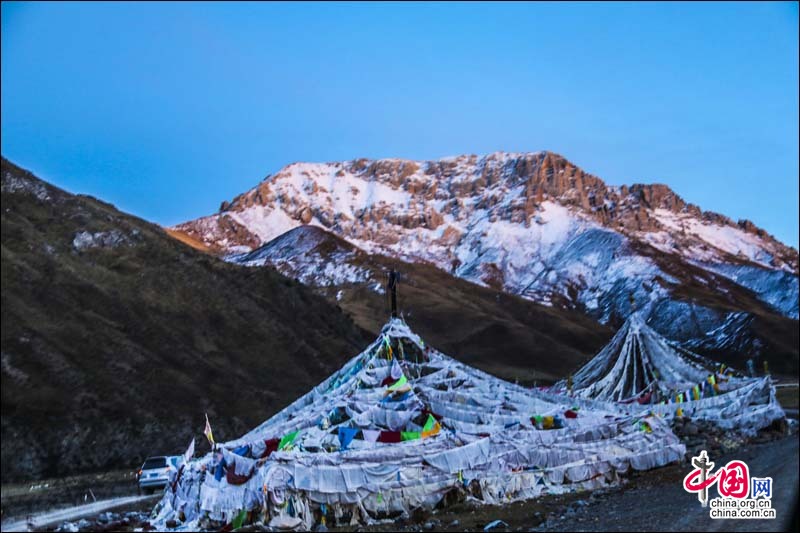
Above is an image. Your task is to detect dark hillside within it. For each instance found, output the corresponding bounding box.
[0,158,369,481]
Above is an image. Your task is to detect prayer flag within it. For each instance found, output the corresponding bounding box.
[231,508,247,529]
[378,430,401,443]
[387,374,408,391]
[204,413,215,447]
[183,438,195,464]
[338,427,359,450]
[390,359,403,379]
[401,431,421,441]
[423,414,437,432]
[362,430,381,443]
[279,431,299,451]
[422,422,441,438]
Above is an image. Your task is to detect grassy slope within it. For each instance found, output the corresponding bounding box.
[1,158,370,481]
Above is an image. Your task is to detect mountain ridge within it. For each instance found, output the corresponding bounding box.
[170,151,797,324]
[169,151,797,373]
[175,150,797,272]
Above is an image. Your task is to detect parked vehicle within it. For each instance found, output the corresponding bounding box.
[136,455,181,494]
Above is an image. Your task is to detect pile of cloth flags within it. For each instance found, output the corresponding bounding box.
[553,313,785,433]
[152,318,689,531]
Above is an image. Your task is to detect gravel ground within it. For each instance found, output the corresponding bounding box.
[540,432,798,532]
[1,469,139,520]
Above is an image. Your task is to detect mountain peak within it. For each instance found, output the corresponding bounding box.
[176,151,796,269]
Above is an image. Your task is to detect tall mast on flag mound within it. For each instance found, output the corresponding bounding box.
[386,268,399,318]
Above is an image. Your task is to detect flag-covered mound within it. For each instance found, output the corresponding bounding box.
[153,319,684,530]
[554,314,785,434]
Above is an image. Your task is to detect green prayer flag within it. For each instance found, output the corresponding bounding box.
[279,430,299,450]
[401,431,421,441]
[423,414,436,432]
[231,508,247,530]
[387,374,408,391]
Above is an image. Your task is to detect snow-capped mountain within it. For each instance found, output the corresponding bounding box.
[172,151,798,329]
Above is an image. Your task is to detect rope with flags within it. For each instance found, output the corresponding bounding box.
[661,368,732,405]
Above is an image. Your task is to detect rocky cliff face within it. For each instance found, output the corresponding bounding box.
[172,151,798,327]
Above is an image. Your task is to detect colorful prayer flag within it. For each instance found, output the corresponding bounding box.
[204,413,215,447]
[338,427,359,450]
[231,508,247,530]
[377,430,401,443]
[387,374,408,391]
[278,431,299,451]
[422,423,441,439]
[422,415,441,438]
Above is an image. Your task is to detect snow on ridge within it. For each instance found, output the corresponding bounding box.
[649,209,789,271]
[272,160,413,212]
[228,205,300,245]
[230,227,370,287]
[173,151,797,324]
[271,151,543,170]
[222,175,680,323]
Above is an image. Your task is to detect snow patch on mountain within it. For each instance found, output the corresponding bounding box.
[648,209,785,271]
[698,263,799,319]
[228,205,299,245]
[232,226,370,287]
[683,312,764,359]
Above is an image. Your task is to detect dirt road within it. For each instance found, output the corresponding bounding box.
[0,495,158,532]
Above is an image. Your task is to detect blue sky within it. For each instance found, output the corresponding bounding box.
[2,1,798,246]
